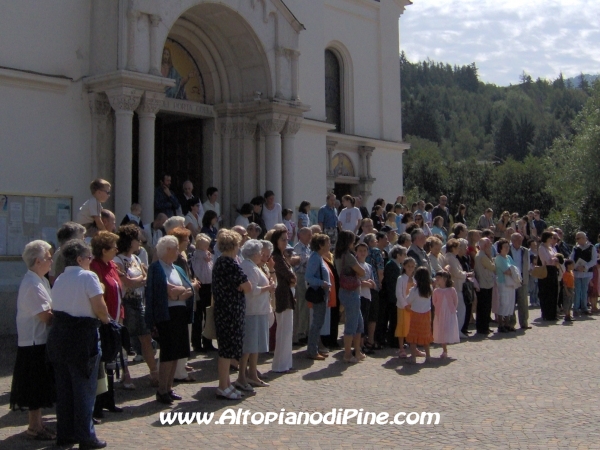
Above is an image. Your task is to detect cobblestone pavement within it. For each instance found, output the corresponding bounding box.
[1,307,600,449]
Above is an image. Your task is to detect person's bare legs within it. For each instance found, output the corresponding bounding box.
[246,354,261,382]
[367,321,377,346]
[217,357,231,391]
[353,333,365,360]
[139,334,157,379]
[168,362,177,392]
[343,335,353,360]
[237,353,250,385]
[424,343,431,362]
[158,360,176,395]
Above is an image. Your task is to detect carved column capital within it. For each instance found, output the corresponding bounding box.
[257,113,287,136]
[282,116,302,136]
[217,118,235,137]
[137,91,165,116]
[358,145,375,157]
[106,87,143,112]
[89,92,112,117]
[232,118,257,139]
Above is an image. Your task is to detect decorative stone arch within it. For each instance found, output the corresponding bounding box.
[325,40,354,134]
[160,2,274,104]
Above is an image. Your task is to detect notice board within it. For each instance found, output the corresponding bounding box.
[0,194,72,257]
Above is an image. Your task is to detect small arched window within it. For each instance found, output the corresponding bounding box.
[325,49,342,132]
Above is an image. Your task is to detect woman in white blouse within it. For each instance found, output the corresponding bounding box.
[236,240,275,391]
[10,240,56,440]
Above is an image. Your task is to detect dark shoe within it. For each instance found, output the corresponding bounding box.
[498,326,507,333]
[363,347,375,355]
[204,344,217,352]
[92,417,101,425]
[107,405,123,413]
[169,390,182,400]
[298,337,308,345]
[93,408,104,419]
[520,326,532,330]
[156,391,173,404]
[79,438,107,450]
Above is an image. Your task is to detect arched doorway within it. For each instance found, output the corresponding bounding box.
[149,2,275,222]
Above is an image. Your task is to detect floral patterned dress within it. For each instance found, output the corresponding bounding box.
[212,256,248,359]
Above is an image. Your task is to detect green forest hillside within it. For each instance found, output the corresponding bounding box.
[400,52,599,242]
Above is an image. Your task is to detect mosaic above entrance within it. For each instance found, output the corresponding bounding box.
[162,38,205,103]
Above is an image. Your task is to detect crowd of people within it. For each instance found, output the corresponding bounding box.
[10,177,600,447]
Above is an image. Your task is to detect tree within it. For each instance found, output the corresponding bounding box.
[514,117,535,160]
[494,114,516,161]
[579,72,590,93]
[547,82,600,239]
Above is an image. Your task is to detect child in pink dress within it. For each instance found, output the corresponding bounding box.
[432,270,460,359]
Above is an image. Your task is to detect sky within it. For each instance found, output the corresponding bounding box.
[399,0,600,86]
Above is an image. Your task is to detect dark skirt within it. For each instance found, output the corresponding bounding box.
[155,306,190,362]
[10,344,56,410]
[539,266,559,320]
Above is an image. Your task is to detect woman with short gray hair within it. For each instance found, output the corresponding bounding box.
[10,240,56,440]
[47,239,110,447]
[145,235,195,404]
[235,240,274,390]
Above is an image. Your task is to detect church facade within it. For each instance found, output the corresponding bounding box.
[0,0,410,333]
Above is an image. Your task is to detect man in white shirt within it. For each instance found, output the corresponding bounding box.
[338,195,361,233]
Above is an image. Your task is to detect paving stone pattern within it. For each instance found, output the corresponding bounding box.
[1,308,600,449]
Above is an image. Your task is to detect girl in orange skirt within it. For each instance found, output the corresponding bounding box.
[405,266,433,363]
[395,257,415,358]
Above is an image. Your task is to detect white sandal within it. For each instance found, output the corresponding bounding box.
[216,385,242,400]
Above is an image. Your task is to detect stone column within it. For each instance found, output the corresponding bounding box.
[126,9,141,72]
[89,93,112,178]
[148,14,162,76]
[236,118,258,201]
[258,113,287,202]
[218,118,234,226]
[106,87,143,221]
[288,49,300,101]
[257,131,266,195]
[136,91,164,223]
[281,116,302,213]
[326,139,337,194]
[358,146,376,203]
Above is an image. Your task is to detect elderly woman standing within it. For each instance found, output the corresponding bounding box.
[270,229,298,372]
[114,224,157,386]
[47,240,110,448]
[445,239,469,338]
[538,231,560,321]
[305,233,332,360]
[90,231,135,390]
[168,226,200,383]
[235,240,275,391]
[495,239,517,333]
[10,241,56,440]
[212,230,251,399]
[145,236,194,404]
[335,230,366,363]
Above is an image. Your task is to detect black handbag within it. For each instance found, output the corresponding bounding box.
[462,279,475,306]
[99,319,122,363]
[305,261,326,304]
